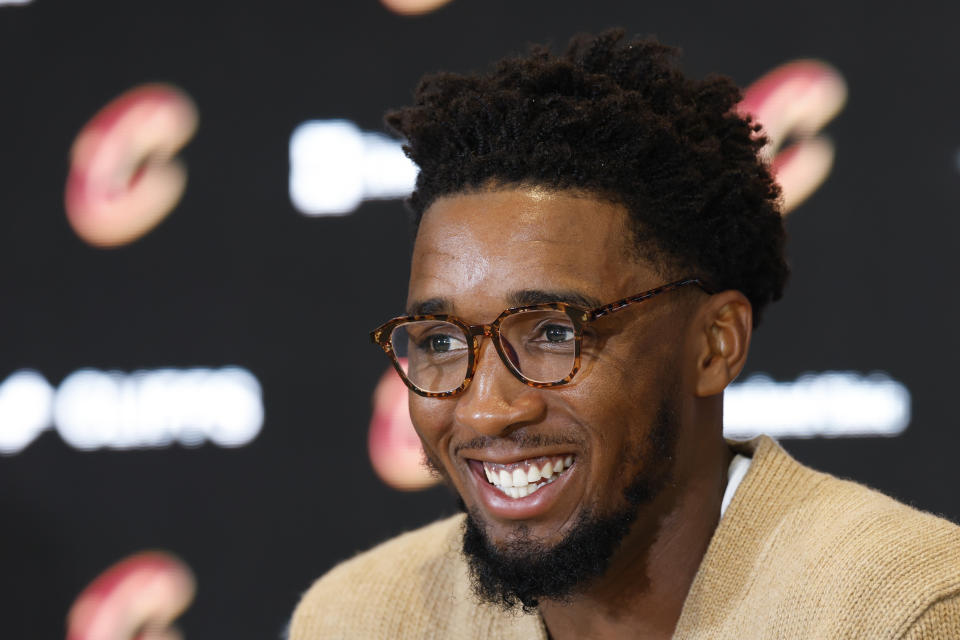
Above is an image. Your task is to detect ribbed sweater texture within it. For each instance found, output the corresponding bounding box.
[291,436,960,639]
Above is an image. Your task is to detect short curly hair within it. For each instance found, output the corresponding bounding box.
[385,29,788,326]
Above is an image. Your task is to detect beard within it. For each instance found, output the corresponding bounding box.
[458,398,679,612]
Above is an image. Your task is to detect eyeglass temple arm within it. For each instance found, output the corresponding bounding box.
[589,278,714,321]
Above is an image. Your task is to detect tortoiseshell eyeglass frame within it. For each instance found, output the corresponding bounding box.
[370,277,714,398]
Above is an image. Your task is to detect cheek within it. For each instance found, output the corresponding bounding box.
[599,321,687,401]
[573,347,659,419]
[408,395,454,457]
[563,346,673,465]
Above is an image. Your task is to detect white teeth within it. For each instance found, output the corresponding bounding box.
[527,466,541,483]
[492,477,552,498]
[481,455,576,498]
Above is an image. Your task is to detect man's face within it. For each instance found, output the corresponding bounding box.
[406,188,697,598]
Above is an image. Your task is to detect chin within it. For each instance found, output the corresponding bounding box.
[458,399,681,610]
[461,501,638,611]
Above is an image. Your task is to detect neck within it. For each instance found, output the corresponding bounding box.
[539,432,732,640]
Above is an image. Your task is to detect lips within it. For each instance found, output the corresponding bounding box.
[481,454,574,498]
[464,452,579,521]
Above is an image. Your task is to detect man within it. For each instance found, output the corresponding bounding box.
[291,30,960,639]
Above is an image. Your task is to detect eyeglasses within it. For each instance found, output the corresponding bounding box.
[370,277,712,398]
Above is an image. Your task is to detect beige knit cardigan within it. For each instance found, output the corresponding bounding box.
[291,436,960,639]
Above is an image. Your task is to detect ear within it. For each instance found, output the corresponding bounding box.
[693,290,753,397]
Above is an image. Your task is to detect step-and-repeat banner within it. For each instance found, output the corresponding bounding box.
[1,0,957,637]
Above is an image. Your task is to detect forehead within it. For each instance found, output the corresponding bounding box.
[407,188,652,315]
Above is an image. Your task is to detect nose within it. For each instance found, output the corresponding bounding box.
[453,338,546,436]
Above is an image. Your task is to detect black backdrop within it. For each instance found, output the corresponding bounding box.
[2,1,959,638]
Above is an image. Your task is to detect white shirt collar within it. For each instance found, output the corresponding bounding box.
[720,452,752,518]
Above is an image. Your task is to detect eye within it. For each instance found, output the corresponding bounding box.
[416,329,468,354]
[428,334,453,352]
[538,323,575,343]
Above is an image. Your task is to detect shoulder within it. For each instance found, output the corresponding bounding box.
[800,462,960,637]
[300,514,465,597]
[752,437,960,580]
[795,455,960,628]
[679,436,960,638]
[728,435,960,556]
[902,592,960,640]
[289,515,463,639]
[288,514,545,640]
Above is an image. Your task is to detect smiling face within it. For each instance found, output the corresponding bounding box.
[406,187,709,600]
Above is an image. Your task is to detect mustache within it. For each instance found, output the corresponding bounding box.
[453,431,584,455]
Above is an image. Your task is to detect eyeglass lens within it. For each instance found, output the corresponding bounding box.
[390,311,577,393]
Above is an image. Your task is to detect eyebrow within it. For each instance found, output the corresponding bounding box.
[407,297,450,315]
[406,290,603,316]
[508,289,603,309]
